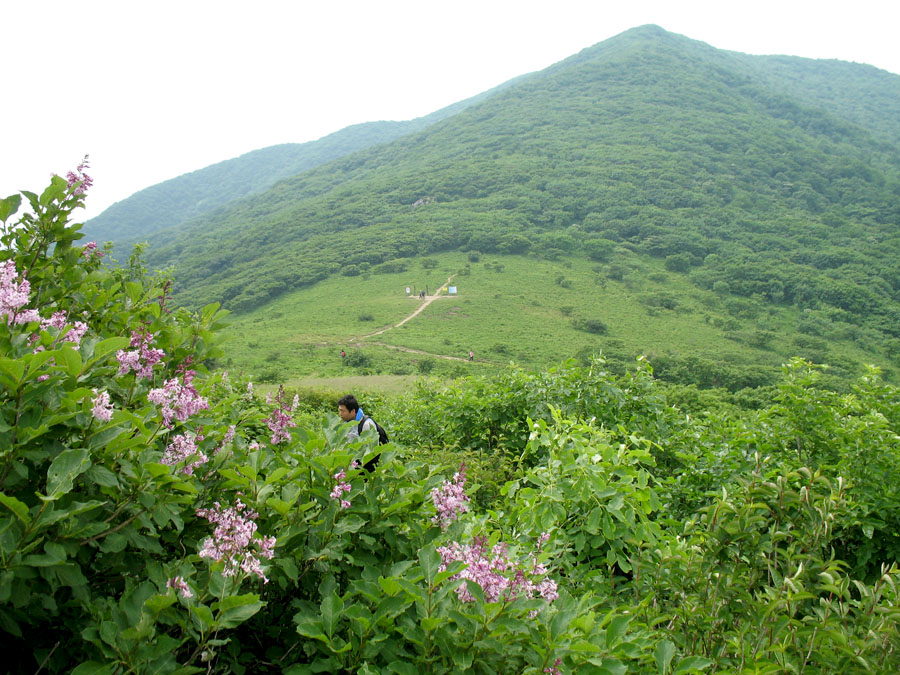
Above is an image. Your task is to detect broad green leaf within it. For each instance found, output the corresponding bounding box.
[0,492,30,524]
[673,656,713,673]
[46,447,91,498]
[59,344,83,377]
[419,547,440,585]
[606,614,632,648]
[0,358,25,386]
[217,593,263,629]
[85,465,119,488]
[378,576,402,596]
[85,336,130,366]
[321,591,343,638]
[125,281,144,305]
[655,639,676,674]
[39,178,66,205]
[550,606,577,641]
[0,194,21,223]
[191,603,215,630]
[23,541,67,567]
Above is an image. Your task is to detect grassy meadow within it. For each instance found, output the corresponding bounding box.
[222,249,889,389]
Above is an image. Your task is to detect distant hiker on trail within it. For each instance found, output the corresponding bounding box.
[468,350,474,361]
[337,394,388,471]
[340,349,346,361]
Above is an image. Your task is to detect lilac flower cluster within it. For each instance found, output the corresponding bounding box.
[116,330,165,379]
[196,498,276,582]
[263,386,296,444]
[436,536,559,606]
[330,469,352,509]
[161,432,208,476]
[166,575,193,599]
[0,260,38,325]
[148,369,209,428]
[81,241,104,259]
[91,389,113,422]
[431,463,470,530]
[65,156,93,195]
[36,311,88,346]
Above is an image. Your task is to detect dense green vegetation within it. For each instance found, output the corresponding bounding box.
[222,250,891,394]
[86,26,900,393]
[4,174,900,673]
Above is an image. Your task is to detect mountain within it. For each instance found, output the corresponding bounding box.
[81,81,522,251]
[95,25,900,387]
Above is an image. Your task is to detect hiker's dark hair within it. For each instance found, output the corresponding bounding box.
[337,394,359,412]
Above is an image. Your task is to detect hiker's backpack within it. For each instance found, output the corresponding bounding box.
[358,416,389,445]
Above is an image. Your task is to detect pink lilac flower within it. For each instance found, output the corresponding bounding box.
[537,532,551,550]
[81,241,104,259]
[246,382,253,396]
[0,260,36,325]
[148,369,209,429]
[161,432,208,475]
[116,329,165,379]
[330,469,352,509]
[91,389,113,422]
[436,536,559,606]
[196,498,276,582]
[263,386,296,444]
[166,576,193,599]
[431,463,470,530]
[36,311,88,347]
[248,441,260,451]
[544,658,563,674]
[65,156,93,195]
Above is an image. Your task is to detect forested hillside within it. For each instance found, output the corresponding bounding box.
[81,81,518,250]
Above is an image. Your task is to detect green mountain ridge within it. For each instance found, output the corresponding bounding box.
[82,79,523,249]
[95,25,900,387]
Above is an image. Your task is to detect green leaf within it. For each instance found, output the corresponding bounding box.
[655,639,676,674]
[378,576,402,596]
[85,465,119,488]
[0,492,30,524]
[321,591,343,639]
[606,614,632,648]
[23,541,67,567]
[550,606,577,641]
[125,281,144,306]
[59,344,83,377]
[0,194,21,223]
[0,358,25,387]
[217,593,263,629]
[192,603,215,630]
[673,656,713,673]
[46,447,91,498]
[419,547,440,585]
[39,178,66,206]
[86,336,130,366]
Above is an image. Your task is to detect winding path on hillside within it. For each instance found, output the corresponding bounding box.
[360,274,456,338]
[309,274,487,363]
[338,273,486,363]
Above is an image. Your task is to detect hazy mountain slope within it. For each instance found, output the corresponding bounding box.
[81,81,522,251]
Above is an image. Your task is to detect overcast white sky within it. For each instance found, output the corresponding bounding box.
[3,0,899,222]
